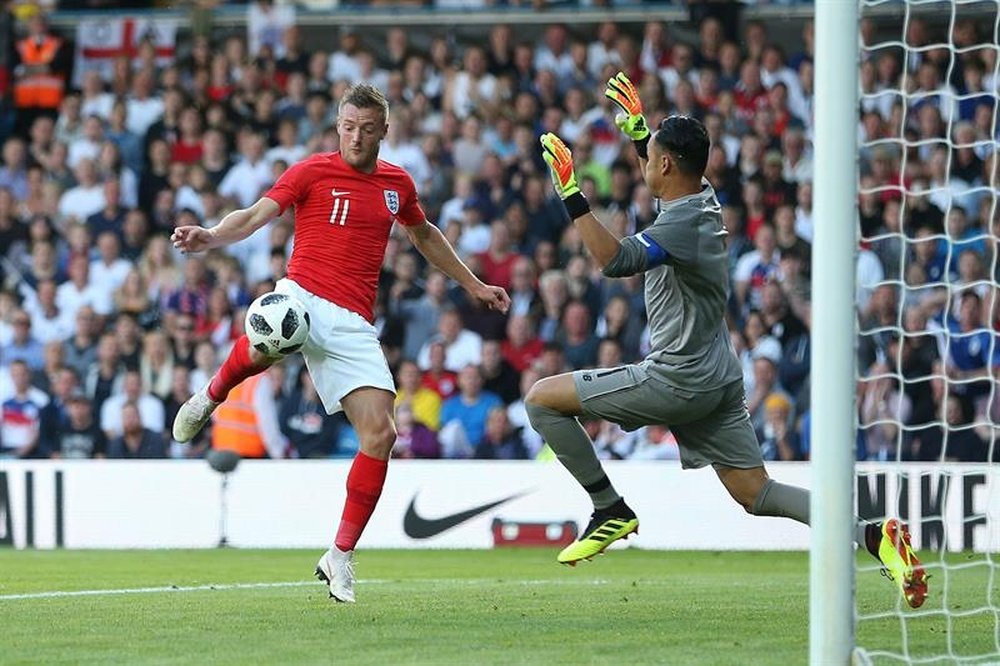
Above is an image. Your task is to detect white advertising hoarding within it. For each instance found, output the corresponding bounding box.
[0,461,995,552]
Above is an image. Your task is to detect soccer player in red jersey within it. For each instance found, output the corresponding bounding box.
[170,84,510,602]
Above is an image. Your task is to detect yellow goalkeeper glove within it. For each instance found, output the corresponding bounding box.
[540,132,591,219]
[604,71,651,158]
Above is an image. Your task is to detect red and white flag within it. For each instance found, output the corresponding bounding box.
[73,17,178,86]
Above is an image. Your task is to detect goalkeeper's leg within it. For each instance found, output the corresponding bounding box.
[525,371,639,565]
[681,383,927,609]
[717,465,928,609]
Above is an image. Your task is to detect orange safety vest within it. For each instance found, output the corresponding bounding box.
[211,375,268,458]
[14,35,65,109]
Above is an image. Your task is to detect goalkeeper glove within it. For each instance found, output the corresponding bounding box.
[604,71,650,159]
[540,132,591,219]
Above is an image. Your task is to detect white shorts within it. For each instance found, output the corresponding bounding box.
[275,278,395,415]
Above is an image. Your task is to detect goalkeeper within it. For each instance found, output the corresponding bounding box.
[525,72,928,609]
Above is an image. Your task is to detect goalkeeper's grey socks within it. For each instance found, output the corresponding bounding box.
[753,479,885,554]
[752,478,811,524]
[525,402,622,509]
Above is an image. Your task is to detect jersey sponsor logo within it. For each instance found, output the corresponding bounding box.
[383,189,400,215]
[403,491,525,539]
[330,188,351,197]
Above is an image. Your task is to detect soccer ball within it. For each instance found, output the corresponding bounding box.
[244,292,310,358]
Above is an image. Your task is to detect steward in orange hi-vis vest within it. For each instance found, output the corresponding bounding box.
[210,375,268,458]
[14,28,66,110]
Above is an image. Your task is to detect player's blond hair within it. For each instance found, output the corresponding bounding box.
[339,83,389,122]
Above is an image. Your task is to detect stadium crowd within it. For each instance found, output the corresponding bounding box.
[0,6,997,462]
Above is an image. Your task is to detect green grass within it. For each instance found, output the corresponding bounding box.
[0,549,996,665]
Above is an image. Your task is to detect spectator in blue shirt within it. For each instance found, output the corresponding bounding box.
[440,364,503,449]
[942,291,997,400]
[1,309,45,371]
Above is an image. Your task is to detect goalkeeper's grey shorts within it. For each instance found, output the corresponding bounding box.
[573,364,764,470]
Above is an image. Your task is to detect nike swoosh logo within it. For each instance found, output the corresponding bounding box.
[403,491,526,539]
[331,189,351,197]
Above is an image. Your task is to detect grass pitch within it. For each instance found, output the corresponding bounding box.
[0,548,996,664]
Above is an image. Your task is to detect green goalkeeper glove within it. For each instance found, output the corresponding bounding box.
[540,132,590,219]
[604,71,651,158]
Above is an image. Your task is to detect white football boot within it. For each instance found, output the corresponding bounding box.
[315,547,356,603]
[171,385,220,443]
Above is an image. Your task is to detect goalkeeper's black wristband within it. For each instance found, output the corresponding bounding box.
[563,192,591,219]
[633,138,649,160]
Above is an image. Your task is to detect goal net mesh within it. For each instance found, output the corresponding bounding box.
[855,0,1000,662]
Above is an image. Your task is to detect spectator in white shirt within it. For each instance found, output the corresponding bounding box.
[534,24,574,80]
[417,308,484,372]
[639,20,671,76]
[659,42,699,99]
[90,232,132,293]
[57,254,114,318]
[327,30,362,84]
[80,70,114,120]
[761,45,803,100]
[355,49,390,94]
[58,158,105,221]
[795,181,814,242]
[265,118,308,167]
[587,21,621,80]
[379,110,431,193]
[125,70,164,137]
[781,128,813,184]
[445,47,499,120]
[247,0,296,59]
[100,369,165,439]
[218,131,272,208]
[27,279,74,343]
[67,115,104,169]
[451,115,489,177]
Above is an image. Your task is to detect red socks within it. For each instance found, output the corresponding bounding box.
[207,335,267,402]
[335,452,388,552]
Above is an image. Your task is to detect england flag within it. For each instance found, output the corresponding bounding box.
[73,17,178,86]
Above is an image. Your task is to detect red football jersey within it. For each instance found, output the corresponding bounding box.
[264,152,425,322]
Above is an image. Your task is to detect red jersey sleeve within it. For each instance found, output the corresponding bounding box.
[263,159,309,214]
[396,172,426,227]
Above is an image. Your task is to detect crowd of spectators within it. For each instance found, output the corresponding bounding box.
[0,7,997,463]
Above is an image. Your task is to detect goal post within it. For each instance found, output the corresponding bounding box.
[810,1,860,663]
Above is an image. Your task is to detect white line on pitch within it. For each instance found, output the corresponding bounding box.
[0,578,612,601]
[0,580,318,601]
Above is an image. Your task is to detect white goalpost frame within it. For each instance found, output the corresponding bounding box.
[810,0,860,663]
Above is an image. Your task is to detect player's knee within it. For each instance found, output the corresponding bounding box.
[524,388,558,427]
[359,420,397,458]
[247,344,275,368]
[725,482,763,514]
[737,494,757,514]
[524,382,545,408]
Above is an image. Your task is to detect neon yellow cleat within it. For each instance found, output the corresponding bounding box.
[878,518,929,609]
[558,504,638,566]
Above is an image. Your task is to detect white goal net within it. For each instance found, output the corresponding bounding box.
[855,0,1000,662]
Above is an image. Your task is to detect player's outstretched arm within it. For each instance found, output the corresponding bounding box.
[604,71,650,173]
[171,197,280,254]
[540,133,621,269]
[405,221,510,313]
[541,133,671,279]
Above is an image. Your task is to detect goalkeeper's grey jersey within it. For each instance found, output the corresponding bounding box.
[604,181,743,391]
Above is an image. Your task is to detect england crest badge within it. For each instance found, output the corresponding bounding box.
[383,190,400,215]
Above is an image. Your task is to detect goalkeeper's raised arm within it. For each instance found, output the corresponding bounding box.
[539,114,709,279]
[604,72,650,172]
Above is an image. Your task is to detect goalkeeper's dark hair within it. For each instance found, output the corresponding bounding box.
[654,115,710,177]
[339,83,389,122]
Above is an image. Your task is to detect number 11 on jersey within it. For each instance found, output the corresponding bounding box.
[330,198,350,226]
